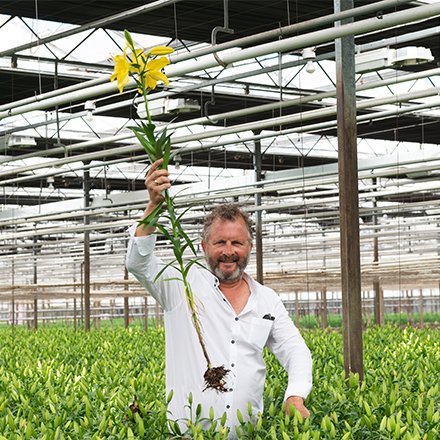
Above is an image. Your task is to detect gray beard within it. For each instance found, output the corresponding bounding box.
[207,254,249,283]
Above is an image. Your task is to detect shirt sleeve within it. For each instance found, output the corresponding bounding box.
[266,298,313,401]
[125,223,184,311]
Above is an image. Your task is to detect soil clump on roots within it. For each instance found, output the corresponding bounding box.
[203,366,230,392]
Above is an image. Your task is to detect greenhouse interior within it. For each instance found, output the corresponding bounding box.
[0,0,439,439]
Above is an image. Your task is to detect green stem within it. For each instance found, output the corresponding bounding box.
[143,92,152,125]
[163,191,211,368]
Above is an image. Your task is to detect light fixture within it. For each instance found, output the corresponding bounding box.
[174,154,182,169]
[4,134,37,148]
[47,176,55,190]
[355,46,433,74]
[136,98,200,119]
[302,47,316,74]
[84,100,96,121]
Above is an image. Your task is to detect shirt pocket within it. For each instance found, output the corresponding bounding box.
[248,317,274,350]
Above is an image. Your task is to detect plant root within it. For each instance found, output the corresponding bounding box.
[123,395,142,422]
[203,366,230,392]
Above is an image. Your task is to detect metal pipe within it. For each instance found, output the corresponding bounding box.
[0,0,413,116]
[4,20,438,144]
[166,2,440,77]
[3,63,439,168]
[172,0,413,63]
[1,86,439,184]
[0,77,109,113]
[1,2,438,119]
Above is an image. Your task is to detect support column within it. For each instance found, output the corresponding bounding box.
[10,259,15,327]
[373,196,384,325]
[294,291,300,327]
[144,296,149,332]
[321,288,329,329]
[334,0,364,381]
[124,266,130,329]
[33,232,38,330]
[83,166,91,331]
[253,131,264,284]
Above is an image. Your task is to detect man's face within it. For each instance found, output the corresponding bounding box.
[201,217,252,284]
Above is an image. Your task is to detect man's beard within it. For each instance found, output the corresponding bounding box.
[206,253,250,283]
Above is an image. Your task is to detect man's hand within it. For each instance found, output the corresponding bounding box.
[286,395,310,418]
[145,158,171,206]
[135,158,171,237]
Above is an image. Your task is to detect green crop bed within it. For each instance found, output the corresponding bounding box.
[0,325,438,439]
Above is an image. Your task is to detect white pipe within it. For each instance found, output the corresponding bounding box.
[1,2,439,120]
[171,0,414,63]
[1,85,439,182]
[3,63,439,168]
[165,3,440,77]
[357,25,440,53]
[0,0,411,116]
[0,77,109,113]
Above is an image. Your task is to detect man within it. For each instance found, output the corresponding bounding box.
[126,159,312,435]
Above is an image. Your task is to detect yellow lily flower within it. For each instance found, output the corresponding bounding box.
[148,46,174,56]
[110,49,130,94]
[144,56,170,90]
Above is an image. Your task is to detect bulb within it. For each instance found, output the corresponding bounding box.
[84,100,96,121]
[306,60,315,74]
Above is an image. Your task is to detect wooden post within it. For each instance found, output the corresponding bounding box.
[254,131,264,285]
[294,291,300,327]
[124,266,129,328]
[33,233,38,330]
[83,166,91,332]
[321,288,328,329]
[73,298,77,332]
[335,0,364,381]
[144,296,149,332]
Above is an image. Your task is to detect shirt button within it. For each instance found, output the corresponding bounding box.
[231,363,235,367]
[231,340,235,344]
[234,317,239,321]
[226,405,230,409]
[229,388,233,392]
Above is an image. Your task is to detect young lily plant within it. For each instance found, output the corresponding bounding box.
[110,30,229,392]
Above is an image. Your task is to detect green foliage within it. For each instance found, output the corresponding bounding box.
[0,325,438,439]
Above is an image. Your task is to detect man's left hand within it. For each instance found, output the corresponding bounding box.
[285,395,310,418]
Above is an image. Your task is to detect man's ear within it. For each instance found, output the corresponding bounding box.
[201,240,206,253]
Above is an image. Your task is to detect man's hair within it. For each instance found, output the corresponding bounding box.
[201,204,254,242]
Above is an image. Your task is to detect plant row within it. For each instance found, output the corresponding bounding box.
[0,324,438,439]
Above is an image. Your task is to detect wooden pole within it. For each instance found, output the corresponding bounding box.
[253,131,264,285]
[144,296,149,332]
[124,266,129,329]
[321,288,328,329]
[335,0,364,381]
[83,165,91,331]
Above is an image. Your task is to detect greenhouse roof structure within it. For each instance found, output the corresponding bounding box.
[1,0,440,310]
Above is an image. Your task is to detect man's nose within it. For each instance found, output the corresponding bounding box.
[223,242,234,255]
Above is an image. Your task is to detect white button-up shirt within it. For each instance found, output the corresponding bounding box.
[126,228,312,435]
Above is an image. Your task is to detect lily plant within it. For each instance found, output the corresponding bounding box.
[111,30,228,392]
